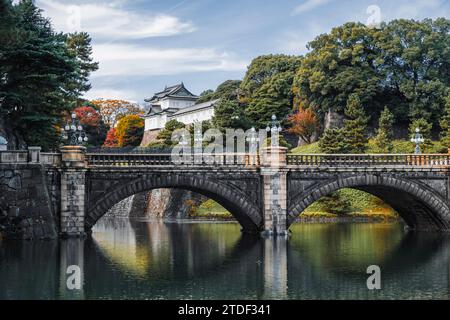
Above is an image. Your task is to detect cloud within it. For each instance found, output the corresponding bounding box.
[83,87,140,102]
[37,0,195,39]
[91,44,248,77]
[292,0,333,15]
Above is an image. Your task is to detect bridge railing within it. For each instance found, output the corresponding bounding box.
[86,153,261,167]
[286,154,450,167]
[40,153,62,166]
[0,150,29,163]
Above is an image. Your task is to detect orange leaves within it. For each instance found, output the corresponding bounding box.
[287,107,318,144]
[103,128,118,148]
[115,114,144,147]
[90,99,143,128]
[74,106,101,128]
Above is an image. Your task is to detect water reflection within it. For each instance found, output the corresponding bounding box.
[1,220,450,299]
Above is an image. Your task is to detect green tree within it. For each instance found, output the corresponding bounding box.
[0,0,97,150]
[409,118,433,152]
[341,94,369,153]
[372,106,395,153]
[440,93,450,150]
[318,128,347,153]
[378,19,450,125]
[116,114,144,147]
[241,55,301,127]
[155,119,186,146]
[317,192,351,215]
[66,32,99,101]
[293,19,450,131]
[196,80,242,104]
[212,99,251,130]
[293,22,381,120]
[196,89,214,104]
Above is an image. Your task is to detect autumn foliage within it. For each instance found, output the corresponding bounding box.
[287,107,318,144]
[115,114,145,147]
[73,105,108,146]
[103,128,119,147]
[74,106,101,127]
[91,99,143,127]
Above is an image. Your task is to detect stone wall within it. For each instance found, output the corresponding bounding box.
[104,189,207,220]
[140,129,160,147]
[0,164,58,239]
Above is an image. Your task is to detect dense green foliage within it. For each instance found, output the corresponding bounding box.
[372,107,395,153]
[196,80,242,104]
[196,80,252,130]
[0,0,97,150]
[318,128,347,153]
[212,99,251,130]
[66,32,99,102]
[315,192,351,215]
[155,119,186,146]
[341,93,369,153]
[440,94,450,149]
[293,19,450,130]
[240,55,301,127]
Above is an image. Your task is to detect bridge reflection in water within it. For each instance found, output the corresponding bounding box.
[1,220,450,299]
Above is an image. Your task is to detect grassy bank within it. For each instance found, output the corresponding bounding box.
[194,200,233,219]
[195,192,398,220]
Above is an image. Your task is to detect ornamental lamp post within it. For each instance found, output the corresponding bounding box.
[410,127,424,154]
[266,114,282,147]
[61,113,88,146]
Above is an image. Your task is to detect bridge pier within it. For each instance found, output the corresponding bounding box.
[60,146,87,238]
[261,147,289,237]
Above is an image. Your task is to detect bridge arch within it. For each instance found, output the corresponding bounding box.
[85,173,263,233]
[288,174,450,231]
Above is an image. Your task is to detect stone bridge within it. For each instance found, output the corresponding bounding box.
[0,146,449,239]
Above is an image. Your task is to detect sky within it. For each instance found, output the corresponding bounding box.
[34,0,450,104]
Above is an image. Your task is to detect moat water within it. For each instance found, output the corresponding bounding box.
[1,219,450,299]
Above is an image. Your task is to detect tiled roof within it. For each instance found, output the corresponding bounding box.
[145,83,198,102]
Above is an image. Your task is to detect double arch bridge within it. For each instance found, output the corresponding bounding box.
[0,146,449,237]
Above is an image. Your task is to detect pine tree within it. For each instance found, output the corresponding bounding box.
[373,106,394,153]
[156,120,186,146]
[342,93,369,153]
[318,128,347,154]
[440,94,450,150]
[66,32,99,100]
[0,0,97,150]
